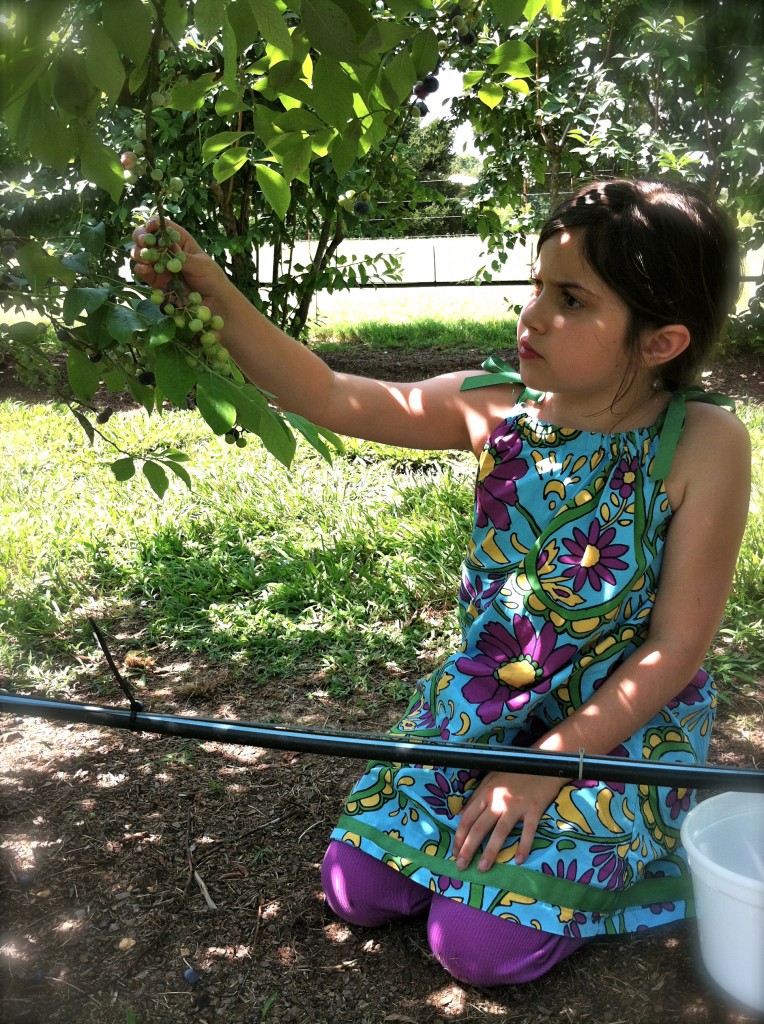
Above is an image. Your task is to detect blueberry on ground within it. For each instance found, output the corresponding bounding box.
[183,967,201,984]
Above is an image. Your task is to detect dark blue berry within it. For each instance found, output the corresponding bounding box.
[183,967,201,985]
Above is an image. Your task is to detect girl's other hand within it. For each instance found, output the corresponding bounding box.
[453,771,564,872]
[131,219,229,306]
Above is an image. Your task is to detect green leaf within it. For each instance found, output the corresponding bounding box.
[168,73,217,110]
[72,409,95,445]
[164,458,192,489]
[74,125,123,202]
[83,18,125,102]
[102,0,152,66]
[143,460,169,499]
[545,0,566,18]
[195,0,224,39]
[147,317,177,348]
[283,412,345,462]
[213,148,250,183]
[67,348,102,403]
[311,57,356,126]
[106,305,146,344]
[196,372,237,434]
[256,408,296,467]
[255,164,291,220]
[202,131,252,164]
[221,10,238,91]
[248,0,293,56]
[163,0,189,42]
[381,50,417,107]
[486,39,535,75]
[16,241,77,291]
[111,457,136,481]
[81,222,106,256]
[410,28,439,78]
[269,133,313,182]
[103,366,127,392]
[26,91,75,172]
[487,0,526,27]
[463,70,485,88]
[523,0,546,23]
[301,0,359,61]
[153,343,198,407]
[478,83,505,110]
[62,286,111,324]
[328,120,362,180]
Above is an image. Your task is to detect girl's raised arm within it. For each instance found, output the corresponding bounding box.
[132,220,513,455]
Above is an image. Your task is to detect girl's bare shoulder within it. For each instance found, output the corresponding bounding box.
[668,399,751,509]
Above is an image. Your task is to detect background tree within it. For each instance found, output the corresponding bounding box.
[447,0,763,346]
[0,0,560,492]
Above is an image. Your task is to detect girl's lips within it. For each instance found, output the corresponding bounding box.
[518,339,541,360]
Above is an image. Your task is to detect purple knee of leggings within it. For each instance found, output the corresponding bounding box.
[321,840,587,985]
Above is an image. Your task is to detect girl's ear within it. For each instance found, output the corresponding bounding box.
[641,324,691,368]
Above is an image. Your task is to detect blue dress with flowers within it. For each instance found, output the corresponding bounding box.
[329,361,734,939]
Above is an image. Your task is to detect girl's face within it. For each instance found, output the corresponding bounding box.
[517,230,643,416]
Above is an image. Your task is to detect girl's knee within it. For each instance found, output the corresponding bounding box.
[427,895,586,986]
[321,840,431,928]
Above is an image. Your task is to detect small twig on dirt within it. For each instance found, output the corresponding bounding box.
[185,808,217,911]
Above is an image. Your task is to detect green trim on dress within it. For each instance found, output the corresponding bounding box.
[459,355,735,481]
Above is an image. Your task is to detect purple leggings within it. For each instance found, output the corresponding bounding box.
[321,840,587,987]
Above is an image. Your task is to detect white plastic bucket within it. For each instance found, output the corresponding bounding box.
[680,791,764,1013]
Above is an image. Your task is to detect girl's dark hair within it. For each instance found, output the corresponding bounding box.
[537,178,741,392]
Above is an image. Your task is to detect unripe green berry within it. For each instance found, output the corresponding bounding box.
[174,315,186,328]
[141,232,157,247]
[235,436,247,448]
[150,289,164,305]
[188,318,203,333]
[166,258,183,274]
[188,292,203,305]
[162,303,175,315]
[210,315,224,331]
[150,168,164,182]
[154,262,166,274]
[197,306,211,322]
[224,432,236,444]
[199,330,217,347]
[169,177,184,193]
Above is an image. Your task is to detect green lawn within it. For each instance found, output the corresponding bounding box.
[1,321,762,708]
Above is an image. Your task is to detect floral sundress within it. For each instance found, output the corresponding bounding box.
[329,360,735,938]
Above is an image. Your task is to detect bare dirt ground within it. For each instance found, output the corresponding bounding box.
[1,343,763,1024]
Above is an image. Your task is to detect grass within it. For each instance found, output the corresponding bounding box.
[0,318,762,710]
[310,314,517,354]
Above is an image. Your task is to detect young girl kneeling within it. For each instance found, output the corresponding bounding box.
[133,178,751,987]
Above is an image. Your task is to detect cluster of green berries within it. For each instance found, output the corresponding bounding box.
[149,286,231,374]
[121,127,184,192]
[139,224,187,275]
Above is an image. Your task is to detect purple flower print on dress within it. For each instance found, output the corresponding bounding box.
[665,788,692,820]
[590,844,627,890]
[423,768,481,819]
[559,520,629,594]
[459,572,505,613]
[541,859,595,886]
[437,875,464,894]
[668,669,709,708]
[475,430,528,532]
[457,616,577,725]
[611,455,639,499]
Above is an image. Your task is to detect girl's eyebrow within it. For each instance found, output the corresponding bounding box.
[532,268,599,298]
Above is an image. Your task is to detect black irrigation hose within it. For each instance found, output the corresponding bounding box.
[2,693,762,792]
